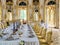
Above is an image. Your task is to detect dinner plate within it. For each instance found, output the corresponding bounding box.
[28,34,35,38]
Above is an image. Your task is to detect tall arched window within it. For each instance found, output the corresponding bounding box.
[18,2,27,22]
[45,1,56,27]
[46,6,55,27]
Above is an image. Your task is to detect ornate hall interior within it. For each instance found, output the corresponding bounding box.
[0,0,60,45]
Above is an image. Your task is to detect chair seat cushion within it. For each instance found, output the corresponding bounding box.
[38,36,44,39]
[36,33,40,34]
[39,39,47,44]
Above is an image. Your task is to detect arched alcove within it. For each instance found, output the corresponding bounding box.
[33,6,39,22]
[18,1,27,24]
[6,0,13,22]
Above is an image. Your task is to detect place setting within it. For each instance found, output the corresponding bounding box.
[27,30,35,38]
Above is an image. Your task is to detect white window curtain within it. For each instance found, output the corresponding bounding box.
[20,10,27,20]
[9,12,12,21]
[6,12,12,21]
[34,12,38,21]
[46,7,55,27]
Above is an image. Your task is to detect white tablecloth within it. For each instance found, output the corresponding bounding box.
[0,40,20,45]
[19,24,39,45]
[0,24,39,45]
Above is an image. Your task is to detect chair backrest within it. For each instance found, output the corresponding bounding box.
[33,24,36,30]
[46,31,52,44]
[39,26,42,35]
[33,23,43,35]
[41,28,47,38]
[33,24,37,29]
[35,24,40,33]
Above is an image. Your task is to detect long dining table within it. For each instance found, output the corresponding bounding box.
[0,24,39,45]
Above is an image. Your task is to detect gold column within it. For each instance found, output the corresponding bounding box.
[43,0,45,21]
[1,0,6,28]
[28,5,31,22]
[58,0,60,29]
[0,2,2,21]
[13,0,17,22]
[27,1,28,23]
[55,0,59,28]
[39,0,45,21]
[1,0,6,20]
